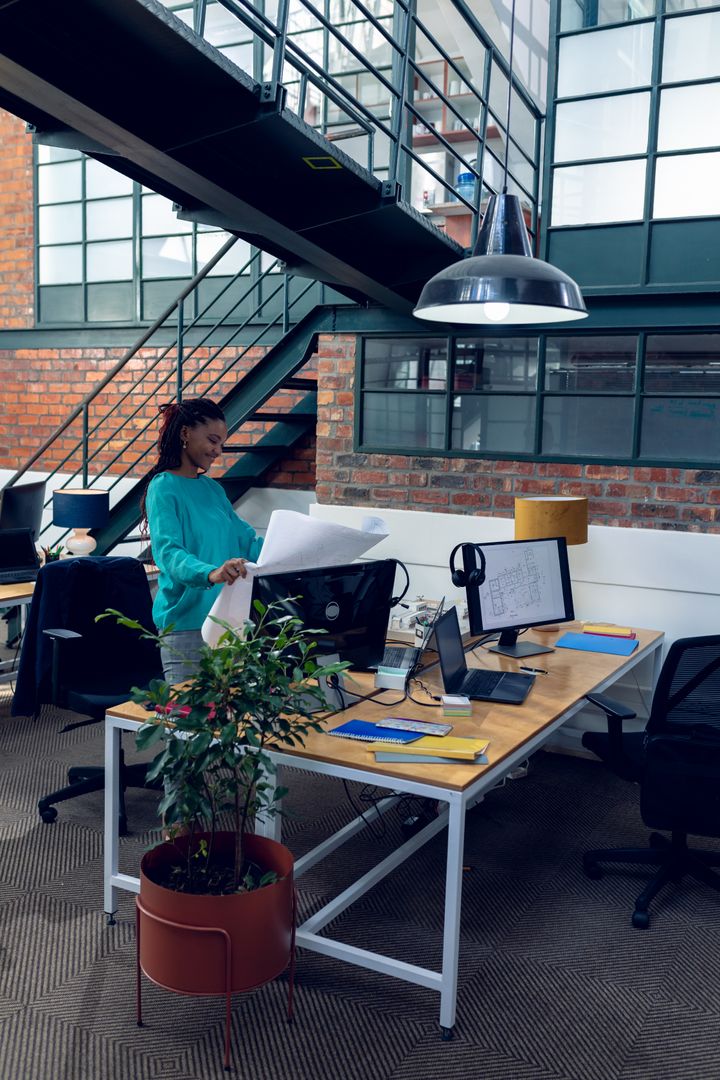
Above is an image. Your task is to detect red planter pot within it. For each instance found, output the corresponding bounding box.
[136,831,296,1068]
[138,831,295,996]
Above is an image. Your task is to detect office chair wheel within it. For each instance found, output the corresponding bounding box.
[39,806,58,824]
[632,910,650,930]
[582,855,602,879]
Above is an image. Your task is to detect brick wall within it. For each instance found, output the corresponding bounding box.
[314,334,720,533]
[0,342,316,489]
[0,110,33,328]
[0,107,315,490]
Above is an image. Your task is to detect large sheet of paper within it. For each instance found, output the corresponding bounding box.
[201,510,388,646]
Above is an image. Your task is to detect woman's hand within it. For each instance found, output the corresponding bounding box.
[208,558,248,586]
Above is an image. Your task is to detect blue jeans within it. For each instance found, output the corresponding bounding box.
[160,629,204,684]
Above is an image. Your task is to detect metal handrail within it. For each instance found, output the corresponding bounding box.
[5,237,322,547]
[206,0,543,211]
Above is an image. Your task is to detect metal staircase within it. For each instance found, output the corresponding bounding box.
[0,0,542,312]
[6,240,418,553]
[0,0,543,546]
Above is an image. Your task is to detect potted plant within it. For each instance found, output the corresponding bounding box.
[102,599,346,1070]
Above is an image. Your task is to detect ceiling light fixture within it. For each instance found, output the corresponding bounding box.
[413,0,588,327]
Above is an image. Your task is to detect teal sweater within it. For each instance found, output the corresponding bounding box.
[146,472,263,631]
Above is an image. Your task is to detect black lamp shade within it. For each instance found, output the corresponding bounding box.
[53,489,109,529]
[414,194,588,326]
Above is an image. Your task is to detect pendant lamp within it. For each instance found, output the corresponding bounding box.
[414,1,587,327]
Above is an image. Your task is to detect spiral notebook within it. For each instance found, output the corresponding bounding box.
[328,719,423,744]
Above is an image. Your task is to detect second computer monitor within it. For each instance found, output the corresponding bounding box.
[462,537,574,658]
[251,559,397,671]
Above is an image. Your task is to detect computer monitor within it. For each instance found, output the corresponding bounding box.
[251,559,398,671]
[462,537,574,658]
[0,479,46,541]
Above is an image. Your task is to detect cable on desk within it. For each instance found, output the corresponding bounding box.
[406,675,442,707]
[327,674,407,710]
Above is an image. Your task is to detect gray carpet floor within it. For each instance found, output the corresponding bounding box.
[1,687,720,1080]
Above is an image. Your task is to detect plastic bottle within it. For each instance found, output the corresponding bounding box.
[456,172,475,205]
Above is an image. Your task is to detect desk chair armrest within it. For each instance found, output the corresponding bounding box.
[585,692,637,766]
[584,692,637,721]
[42,628,82,706]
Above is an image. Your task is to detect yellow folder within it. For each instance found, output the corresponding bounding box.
[367,736,490,761]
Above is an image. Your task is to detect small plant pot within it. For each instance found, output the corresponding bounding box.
[138,831,294,996]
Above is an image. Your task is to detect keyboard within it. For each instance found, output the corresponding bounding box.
[0,569,38,585]
[460,669,506,696]
[381,644,418,669]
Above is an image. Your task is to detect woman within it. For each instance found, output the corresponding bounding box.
[141,397,263,682]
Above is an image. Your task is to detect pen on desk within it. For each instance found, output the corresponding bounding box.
[519,665,549,675]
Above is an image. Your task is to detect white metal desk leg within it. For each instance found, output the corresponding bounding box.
[254,762,283,841]
[439,793,466,1039]
[104,716,121,923]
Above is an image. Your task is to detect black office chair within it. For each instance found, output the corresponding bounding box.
[582,635,720,928]
[0,478,47,646]
[12,556,164,833]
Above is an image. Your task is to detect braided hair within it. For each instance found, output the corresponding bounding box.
[139,397,226,528]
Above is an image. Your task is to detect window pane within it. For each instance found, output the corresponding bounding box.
[142,193,192,235]
[658,85,720,152]
[666,0,718,11]
[542,396,634,455]
[545,336,637,391]
[85,159,133,198]
[198,232,252,275]
[644,334,720,392]
[223,42,254,71]
[37,161,82,204]
[361,392,446,449]
[662,11,720,83]
[38,203,82,244]
[38,245,83,285]
[454,338,538,391]
[557,23,654,97]
[554,94,649,162]
[364,339,447,390]
[142,236,193,278]
[37,145,82,164]
[654,153,720,218]
[86,197,133,240]
[451,395,536,454]
[560,0,656,31]
[260,249,282,275]
[87,240,133,281]
[204,2,248,46]
[641,398,720,461]
[552,160,646,225]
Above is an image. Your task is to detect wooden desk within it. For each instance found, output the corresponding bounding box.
[104,623,664,1036]
[0,580,35,608]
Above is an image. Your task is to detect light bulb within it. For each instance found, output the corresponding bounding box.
[483,302,511,322]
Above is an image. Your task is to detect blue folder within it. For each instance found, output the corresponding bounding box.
[555,632,639,656]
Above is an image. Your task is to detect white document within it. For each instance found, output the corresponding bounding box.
[201,510,388,646]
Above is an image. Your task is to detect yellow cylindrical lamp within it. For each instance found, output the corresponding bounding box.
[514,496,588,546]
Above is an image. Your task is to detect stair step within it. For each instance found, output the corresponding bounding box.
[250,411,315,423]
[224,443,292,455]
[282,377,318,391]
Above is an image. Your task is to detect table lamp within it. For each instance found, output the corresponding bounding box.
[514,495,588,547]
[52,488,109,556]
[514,495,588,631]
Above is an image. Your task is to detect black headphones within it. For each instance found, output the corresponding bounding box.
[390,559,410,606]
[448,542,486,588]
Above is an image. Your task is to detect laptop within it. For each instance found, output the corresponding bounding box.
[434,607,535,705]
[0,527,41,585]
[379,599,445,673]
